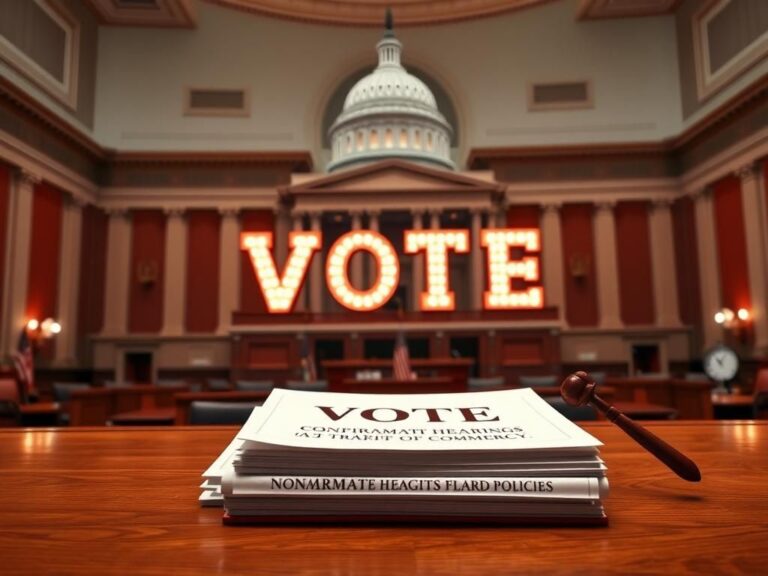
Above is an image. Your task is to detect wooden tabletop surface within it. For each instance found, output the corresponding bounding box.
[1,421,766,575]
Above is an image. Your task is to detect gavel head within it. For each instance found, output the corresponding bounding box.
[560,371,597,406]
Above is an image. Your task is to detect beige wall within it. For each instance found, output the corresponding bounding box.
[94,0,682,166]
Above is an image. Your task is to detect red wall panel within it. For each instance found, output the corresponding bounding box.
[26,182,62,322]
[672,197,702,327]
[505,205,540,228]
[713,175,751,312]
[0,165,10,323]
[186,210,220,332]
[615,201,655,325]
[77,205,108,354]
[240,210,274,313]
[128,210,166,333]
[560,204,598,327]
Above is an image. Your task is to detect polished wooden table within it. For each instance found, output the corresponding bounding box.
[1,422,767,574]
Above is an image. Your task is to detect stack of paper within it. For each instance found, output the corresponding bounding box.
[203,388,608,525]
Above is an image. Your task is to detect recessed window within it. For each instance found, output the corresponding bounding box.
[413,130,421,149]
[384,128,394,149]
[356,131,364,150]
[426,132,434,151]
[399,129,408,148]
[369,129,379,149]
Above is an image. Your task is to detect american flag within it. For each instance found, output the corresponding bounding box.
[12,328,35,402]
[301,336,318,382]
[393,331,415,381]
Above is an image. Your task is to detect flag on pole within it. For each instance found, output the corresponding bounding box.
[393,331,415,381]
[12,328,35,401]
[301,336,318,382]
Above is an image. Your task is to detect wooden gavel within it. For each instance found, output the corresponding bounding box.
[561,371,701,482]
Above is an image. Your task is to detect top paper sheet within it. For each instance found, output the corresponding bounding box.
[237,388,601,452]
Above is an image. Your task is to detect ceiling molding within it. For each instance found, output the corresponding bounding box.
[203,0,556,27]
[577,0,681,20]
[84,0,196,28]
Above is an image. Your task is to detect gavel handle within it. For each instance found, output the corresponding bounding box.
[592,395,701,482]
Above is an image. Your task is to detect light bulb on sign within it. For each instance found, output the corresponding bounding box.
[481,228,543,310]
[326,230,399,312]
[404,229,469,311]
[241,231,321,313]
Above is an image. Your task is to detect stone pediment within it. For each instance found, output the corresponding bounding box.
[284,160,502,196]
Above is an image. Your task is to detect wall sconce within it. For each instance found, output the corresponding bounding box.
[136,260,158,287]
[26,317,62,345]
[714,307,751,342]
[568,254,590,281]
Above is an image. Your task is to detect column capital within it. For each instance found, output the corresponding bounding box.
[694,185,714,201]
[735,162,757,183]
[410,208,426,217]
[594,200,616,212]
[542,202,562,214]
[66,193,89,209]
[105,207,129,218]
[469,206,488,216]
[218,207,240,217]
[650,198,675,211]
[366,209,381,217]
[308,210,323,220]
[427,208,442,216]
[164,206,186,218]
[16,168,42,186]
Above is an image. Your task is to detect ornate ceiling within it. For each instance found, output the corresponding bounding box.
[204,0,555,26]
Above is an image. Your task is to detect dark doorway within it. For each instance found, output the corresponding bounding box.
[315,339,344,377]
[632,344,661,375]
[124,351,152,383]
[450,336,479,377]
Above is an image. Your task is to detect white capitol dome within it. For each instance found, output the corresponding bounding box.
[327,15,454,172]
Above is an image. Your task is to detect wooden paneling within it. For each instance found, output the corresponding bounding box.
[128,210,166,333]
[26,181,63,361]
[239,209,274,314]
[713,175,751,312]
[672,196,701,327]
[77,205,108,357]
[615,201,655,325]
[185,210,220,333]
[560,204,599,327]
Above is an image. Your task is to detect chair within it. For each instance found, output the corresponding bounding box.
[52,382,92,425]
[285,380,328,391]
[234,380,274,392]
[206,378,231,391]
[156,379,187,387]
[752,369,768,419]
[188,401,260,425]
[0,379,21,427]
[467,376,505,391]
[518,375,558,388]
[546,397,597,421]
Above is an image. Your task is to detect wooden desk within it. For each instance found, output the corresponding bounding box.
[323,358,473,390]
[1,422,766,574]
[604,377,713,419]
[712,393,755,419]
[332,377,460,394]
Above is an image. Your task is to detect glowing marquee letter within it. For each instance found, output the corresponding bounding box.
[241,231,321,313]
[481,229,543,309]
[404,229,469,311]
[326,230,399,311]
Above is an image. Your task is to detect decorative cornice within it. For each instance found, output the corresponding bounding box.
[205,0,555,27]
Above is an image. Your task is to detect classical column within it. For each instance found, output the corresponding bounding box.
[738,164,768,353]
[54,195,84,364]
[349,211,364,292]
[1,169,38,355]
[470,208,485,310]
[496,201,508,228]
[649,199,681,327]
[368,210,380,233]
[429,209,441,230]
[162,208,187,335]
[217,208,240,334]
[411,209,424,311]
[694,188,722,348]
[291,211,306,312]
[366,210,381,290]
[102,208,131,336]
[273,206,288,270]
[593,202,622,328]
[309,211,323,313]
[541,203,565,322]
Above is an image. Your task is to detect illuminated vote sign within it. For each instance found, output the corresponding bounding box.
[241,228,543,313]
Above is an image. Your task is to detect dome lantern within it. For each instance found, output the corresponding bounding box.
[327,11,454,172]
